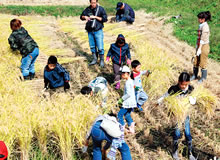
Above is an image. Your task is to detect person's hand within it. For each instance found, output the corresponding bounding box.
[82,146,88,153]
[146,70,152,76]
[106,57,110,64]
[157,98,163,105]
[84,16,91,21]
[189,96,196,105]
[64,81,70,90]
[127,59,131,65]
[118,98,123,105]
[89,15,96,19]
[196,48,201,56]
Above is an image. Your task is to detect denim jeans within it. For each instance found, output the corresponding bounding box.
[135,91,148,106]
[91,121,132,160]
[88,29,104,55]
[118,108,133,126]
[21,47,39,77]
[116,15,134,24]
[173,116,192,141]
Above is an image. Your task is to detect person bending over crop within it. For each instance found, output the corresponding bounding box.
[115,2,135,24]
[157,72,196,160]
[44,56,70,92]
[82,113,132,160]
[81,76,108,107]
[8,19,39,80]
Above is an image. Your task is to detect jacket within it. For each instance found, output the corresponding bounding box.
[8,27,38,57]
[80,5,108,32]
[116,3,135,19]
[107,34,131,65]
[44,63,70,89]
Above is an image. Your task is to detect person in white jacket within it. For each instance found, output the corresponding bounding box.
[117,65,136,134]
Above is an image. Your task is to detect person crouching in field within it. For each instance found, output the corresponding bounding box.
[117,66,136,134]
[82,113,132,160]
[115,2,135,24]
[44,56,70,92]
[106,34,131,90]
[81,76,108,107]
[131,60,151,111]
[157,72,196,160]
[191,11,211,83]
[8,19,39,80]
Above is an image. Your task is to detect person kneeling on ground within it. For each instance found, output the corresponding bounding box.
[44,56,70,92]
[157,72,196,160]
[82,113,132,160]
[115,2,135,24]
[81,76,108,107]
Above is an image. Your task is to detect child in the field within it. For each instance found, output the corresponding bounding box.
[157,72,196,160]
[8,19,39,80]
[117,65,136,134]
[191,11,211,83]
[81,76,108,107]
[44,56,70,92]
[106,34,131,90]
[131,60,151,111]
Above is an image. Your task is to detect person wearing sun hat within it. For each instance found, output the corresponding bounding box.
[115,2,135,24]
[0,141,8,160]
[117,65,137,134]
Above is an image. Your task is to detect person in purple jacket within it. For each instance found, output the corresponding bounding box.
[116,2,135,24]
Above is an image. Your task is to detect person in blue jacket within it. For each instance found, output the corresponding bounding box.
[44,56,70,91]
[116,2,135,24]
[106,34,131,90]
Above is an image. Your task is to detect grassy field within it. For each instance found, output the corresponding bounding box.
[0,0,219,61]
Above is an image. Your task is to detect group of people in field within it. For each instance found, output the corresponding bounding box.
[6,0,212,159]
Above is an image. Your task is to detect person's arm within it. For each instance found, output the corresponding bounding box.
[157,92,169,104]
[121,81,132,101]
[106,45,112,60]
[8,34,19,51]
[197,24,209,56]
[90,7,108,22]
[80,8,91,21]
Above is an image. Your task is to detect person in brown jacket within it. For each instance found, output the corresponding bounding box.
[191,11,211,83]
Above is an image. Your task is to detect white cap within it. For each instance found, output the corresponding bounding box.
[121,65,130,73]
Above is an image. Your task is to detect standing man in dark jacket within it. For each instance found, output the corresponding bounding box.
[80,0,108,67]
[116,2,135,24]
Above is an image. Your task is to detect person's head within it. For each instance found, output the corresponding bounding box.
[197,11,211,23]
[10,19,22,31]
[47,56,57,70]
[131,60,141,73]
[90,0,98,9]
[116,34,125,47]
[178,72,190,90]
[121,65,130,80]
[116,2,124,10]
[81,86,93,96]
[0,141,8,160]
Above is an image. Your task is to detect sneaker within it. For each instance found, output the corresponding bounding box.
[115,82,120,90]
[128,122,135,134]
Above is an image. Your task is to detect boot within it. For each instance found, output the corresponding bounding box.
[128,122,135,134]
[23,75,30,81]
[172,140,179,160]
[198,69,207,83]
[190,67,198,81]
[89,53,97,66]
[100,54,104,68]
[188,141,196,160]
[29,72,35,80]
[115,82,120,90]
